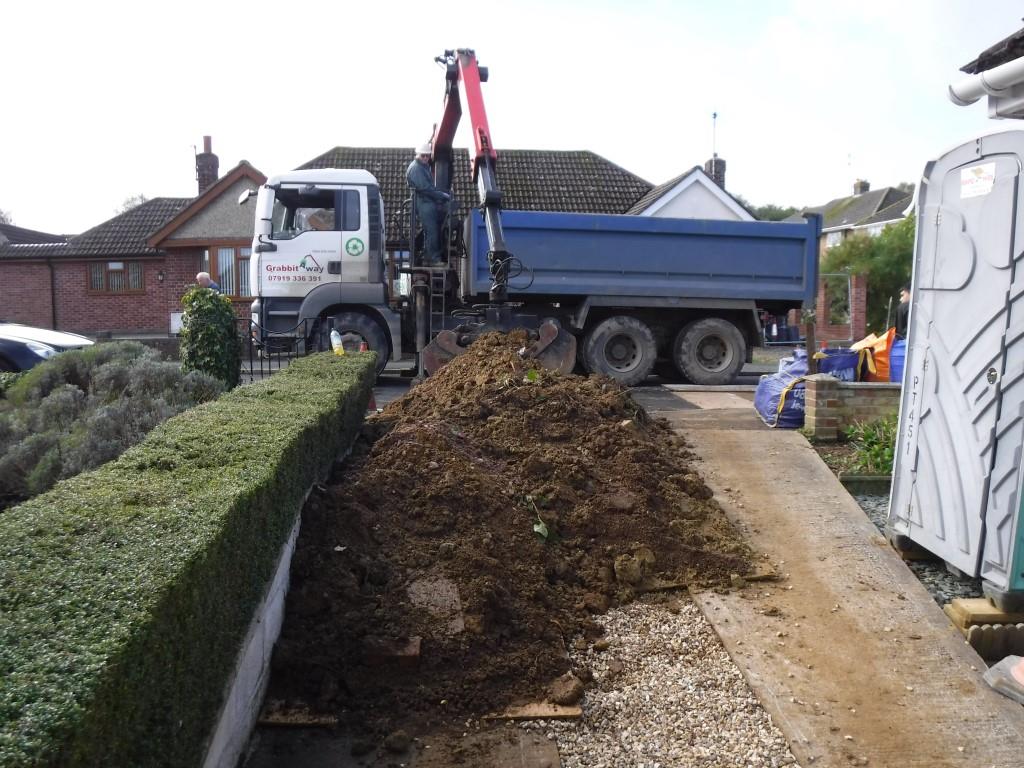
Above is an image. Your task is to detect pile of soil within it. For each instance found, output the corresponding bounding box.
[266,332,752,740]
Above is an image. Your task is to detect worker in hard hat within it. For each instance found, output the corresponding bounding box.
[406,143,451,266]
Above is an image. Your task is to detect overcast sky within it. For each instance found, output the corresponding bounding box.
[1,0,1019,233]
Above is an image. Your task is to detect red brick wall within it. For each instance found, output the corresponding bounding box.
[3,249,250,336]
[0,261,55,328]
[794,273,868,346]
[805,374,900,441]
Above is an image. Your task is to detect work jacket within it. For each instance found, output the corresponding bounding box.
[406,159,449,207]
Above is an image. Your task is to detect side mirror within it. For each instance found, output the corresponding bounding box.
[238,189,256,205]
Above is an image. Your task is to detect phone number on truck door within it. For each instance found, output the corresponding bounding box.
[266,275,323,283]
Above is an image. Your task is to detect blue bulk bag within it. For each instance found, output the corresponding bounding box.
[756,367,807,429]
[817,348,860,382]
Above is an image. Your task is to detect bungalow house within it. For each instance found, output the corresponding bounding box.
[625,156,756,221]
[0,141,653,337]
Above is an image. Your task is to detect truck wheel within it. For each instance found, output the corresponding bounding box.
[583,316,657,386]
[324,312,389,376]
[673,318,745,385]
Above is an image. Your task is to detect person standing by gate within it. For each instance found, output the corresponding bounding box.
[406,143,451,265]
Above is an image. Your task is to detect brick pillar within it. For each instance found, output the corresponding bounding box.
[850,274,867,340]
[804,373,841,441]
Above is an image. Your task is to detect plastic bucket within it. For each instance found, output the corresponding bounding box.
[890,339,907,383]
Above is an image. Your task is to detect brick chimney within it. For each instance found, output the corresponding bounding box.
[704,154,726,189]
[853,179,870,195]
[195,136,219,194]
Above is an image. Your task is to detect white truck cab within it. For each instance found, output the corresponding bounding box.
[246,169,401,371]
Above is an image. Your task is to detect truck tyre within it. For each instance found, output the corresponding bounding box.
[582,315,657,386]
[324,312,389,376]
[673,318,745,386]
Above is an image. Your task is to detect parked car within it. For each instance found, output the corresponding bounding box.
[0,323,93,372]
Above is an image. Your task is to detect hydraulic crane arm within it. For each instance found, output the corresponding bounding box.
[430,49,511,303]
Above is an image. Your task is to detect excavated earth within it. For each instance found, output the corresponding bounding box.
[264,332,753,755]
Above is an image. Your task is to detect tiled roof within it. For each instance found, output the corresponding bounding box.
[298,147,652,244]
[856,195,912,227]
[961,27,1024,74]
[0,198,191,260]
[0,223,68,245]
[798,187,909,231]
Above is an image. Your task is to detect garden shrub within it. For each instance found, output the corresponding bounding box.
[179,287,242,388]
[0,352,376,767]
[0,371,22,398]
[0,342,223,508]
[844,414,897,474]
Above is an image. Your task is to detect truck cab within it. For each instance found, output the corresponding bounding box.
[247,169,401,371]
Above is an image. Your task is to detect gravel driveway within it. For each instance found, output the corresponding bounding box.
[527,597,799,768]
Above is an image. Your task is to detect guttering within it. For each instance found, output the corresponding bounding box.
[949,55,1024,106]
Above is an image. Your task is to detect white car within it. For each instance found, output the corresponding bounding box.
[0,323,94,372]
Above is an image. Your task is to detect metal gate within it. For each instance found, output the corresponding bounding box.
[890,132,1024,588]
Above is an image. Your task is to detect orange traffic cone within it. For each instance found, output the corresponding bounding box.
[367,390,378,413]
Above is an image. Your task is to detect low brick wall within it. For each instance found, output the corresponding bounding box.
[804,373,900,441]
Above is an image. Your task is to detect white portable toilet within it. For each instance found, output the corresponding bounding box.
[888,130,1024,610]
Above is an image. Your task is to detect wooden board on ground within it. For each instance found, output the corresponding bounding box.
[485,702,583,721]
[945,597,1024,629]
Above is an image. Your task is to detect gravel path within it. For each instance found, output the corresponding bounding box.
[854,494,983,604]
[526,597,799,768]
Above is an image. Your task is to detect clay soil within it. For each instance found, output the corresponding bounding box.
[264,332,752,752]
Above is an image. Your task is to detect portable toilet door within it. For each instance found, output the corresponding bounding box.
[889,131,1024,603]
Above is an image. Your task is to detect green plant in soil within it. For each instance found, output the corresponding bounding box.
[844,414,897,474]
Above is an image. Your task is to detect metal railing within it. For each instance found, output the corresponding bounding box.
[236,318,323,384]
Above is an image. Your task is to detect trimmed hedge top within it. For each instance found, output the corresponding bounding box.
[0,353,375,767]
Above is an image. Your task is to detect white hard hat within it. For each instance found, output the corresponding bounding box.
[416,143,432,156]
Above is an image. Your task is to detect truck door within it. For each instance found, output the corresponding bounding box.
[338,186,370,283]
[260,185,341,301]
[890,135,1022,578]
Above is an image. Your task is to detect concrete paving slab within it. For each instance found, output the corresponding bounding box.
[632,388,1024,768]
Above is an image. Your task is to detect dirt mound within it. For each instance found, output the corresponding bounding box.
[267,332,752,738]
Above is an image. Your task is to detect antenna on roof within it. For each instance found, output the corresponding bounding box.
[712,111,718,158]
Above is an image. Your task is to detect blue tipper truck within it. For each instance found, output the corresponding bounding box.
[245,166,820,387]
[457,208,821,385]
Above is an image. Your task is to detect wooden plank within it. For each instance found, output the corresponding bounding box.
[945,598,1024,629]
[484,702,582,721]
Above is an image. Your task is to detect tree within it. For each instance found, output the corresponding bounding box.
[753,203,800,221]
[896,181,915,196]
[822,215,915,333]
[0,209,12,225]
[117,194,149,214]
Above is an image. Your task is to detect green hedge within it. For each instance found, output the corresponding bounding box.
[0,352,375,767]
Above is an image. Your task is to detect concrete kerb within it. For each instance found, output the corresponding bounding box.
[202,448,354,768]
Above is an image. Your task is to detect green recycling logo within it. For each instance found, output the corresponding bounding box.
[345,238,365,256]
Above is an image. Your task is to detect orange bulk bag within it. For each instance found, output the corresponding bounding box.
[864,328,897,382]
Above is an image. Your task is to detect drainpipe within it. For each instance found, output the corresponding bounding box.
[46,257,57,329]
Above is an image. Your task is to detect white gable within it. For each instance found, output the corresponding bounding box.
[639,171,755,222]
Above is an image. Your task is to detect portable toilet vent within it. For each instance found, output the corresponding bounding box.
[888,130,1024,611]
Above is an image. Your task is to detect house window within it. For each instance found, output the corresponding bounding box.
[825,231,843,249]
[89,261,144,293]
[202,245,252,297]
